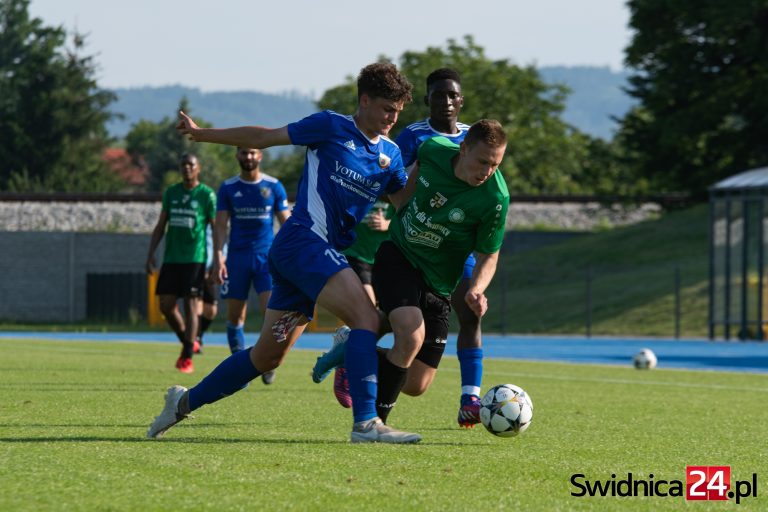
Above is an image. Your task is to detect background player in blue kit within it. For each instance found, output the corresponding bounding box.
[394,68,486,428]
[148,63,422,444]
[212,146,290,385]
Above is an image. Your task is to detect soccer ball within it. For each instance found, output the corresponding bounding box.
[479,384,533,437]
[633,348,657,369]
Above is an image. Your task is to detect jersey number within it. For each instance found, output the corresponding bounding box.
[324,248,347,266]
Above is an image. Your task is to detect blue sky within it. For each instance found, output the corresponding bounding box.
[30,0,631,96]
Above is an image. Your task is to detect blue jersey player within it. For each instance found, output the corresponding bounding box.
[212,147,290,385]
[313,69,489,428]
[148,62,422,444]
[394,68,486,428]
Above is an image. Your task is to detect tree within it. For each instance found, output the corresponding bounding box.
[317,36,631,195]
[261,148,305,198]
[125,98,234,192]
[0,0,121,192]
[620,0,768,196]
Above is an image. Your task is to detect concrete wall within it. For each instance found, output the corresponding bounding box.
[0,230,583,323]
[0,232,150,322]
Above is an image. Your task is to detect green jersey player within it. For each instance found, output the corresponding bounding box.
[371,120,509,425]
[146,153,217,374]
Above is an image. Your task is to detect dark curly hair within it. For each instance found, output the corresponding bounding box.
[357,62,413,104]
[426,68,461,89]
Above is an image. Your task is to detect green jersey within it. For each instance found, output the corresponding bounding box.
[343,200,395,264]
[161,182,217,264]
[390,137,509,296]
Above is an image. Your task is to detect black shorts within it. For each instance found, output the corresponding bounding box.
[156,263,205,298]
[373,241,451,369]
[347,255,373,285]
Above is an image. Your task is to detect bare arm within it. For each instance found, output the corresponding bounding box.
[176,111,292,149]
[276,209,291,225]
[145,210,169,274]
[464,251,500,318]
[212,210,230,284]
[388,161,419,210]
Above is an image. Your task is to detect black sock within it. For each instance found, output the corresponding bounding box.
[198,315,212,342]
[376,349,408,424]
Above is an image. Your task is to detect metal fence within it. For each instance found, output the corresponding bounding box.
[477,263,704,339]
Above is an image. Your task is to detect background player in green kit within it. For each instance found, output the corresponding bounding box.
[371,119,509,425]
[146,153,217,374]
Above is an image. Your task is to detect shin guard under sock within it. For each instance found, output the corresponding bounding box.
[376,351,408,424]
[188,348,260,411]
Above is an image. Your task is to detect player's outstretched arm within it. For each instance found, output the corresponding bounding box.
[388,161,419,209]
[176,111,291,149]
[465,251,500,317]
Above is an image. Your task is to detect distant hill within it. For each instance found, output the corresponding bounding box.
[539,66,635,140]
[107,66,635,141]
[106,86,317,139]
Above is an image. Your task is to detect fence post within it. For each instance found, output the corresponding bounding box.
[585,266,593,338]
[500,258,507,336]
[674,266,681,339]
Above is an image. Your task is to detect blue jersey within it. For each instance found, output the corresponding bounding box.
[217,174,289,253]
[287,110,407,250]
[395,119,470,168]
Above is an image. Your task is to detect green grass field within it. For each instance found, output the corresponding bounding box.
[1,338,766,511]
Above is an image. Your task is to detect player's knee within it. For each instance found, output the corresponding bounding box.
[158,299,176,315]
[349,306,380,333]
[402,381,428,397]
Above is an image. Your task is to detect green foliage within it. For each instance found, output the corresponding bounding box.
[261,148,305,197]
[124,98,236,192]
[317,36,638,195]
[620,0,768,197]
[0,0,121,192]
[1,339,765,511]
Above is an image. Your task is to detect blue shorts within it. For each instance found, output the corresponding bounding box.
[462,253,477,280]
[220,250,271,300]
[267,222,350,320]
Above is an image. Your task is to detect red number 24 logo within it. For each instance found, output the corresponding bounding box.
[686,466,731,501]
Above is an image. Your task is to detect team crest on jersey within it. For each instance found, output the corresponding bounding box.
[260,187,271,199]
[378,153,391,169]
[448,208,465,223]
[429,192,448,208]
[190,200,198,208]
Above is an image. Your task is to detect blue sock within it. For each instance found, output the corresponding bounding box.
[226,322,246,353]
[345,329,378,423]
[188,348,260,411]
[457,347,483,397]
